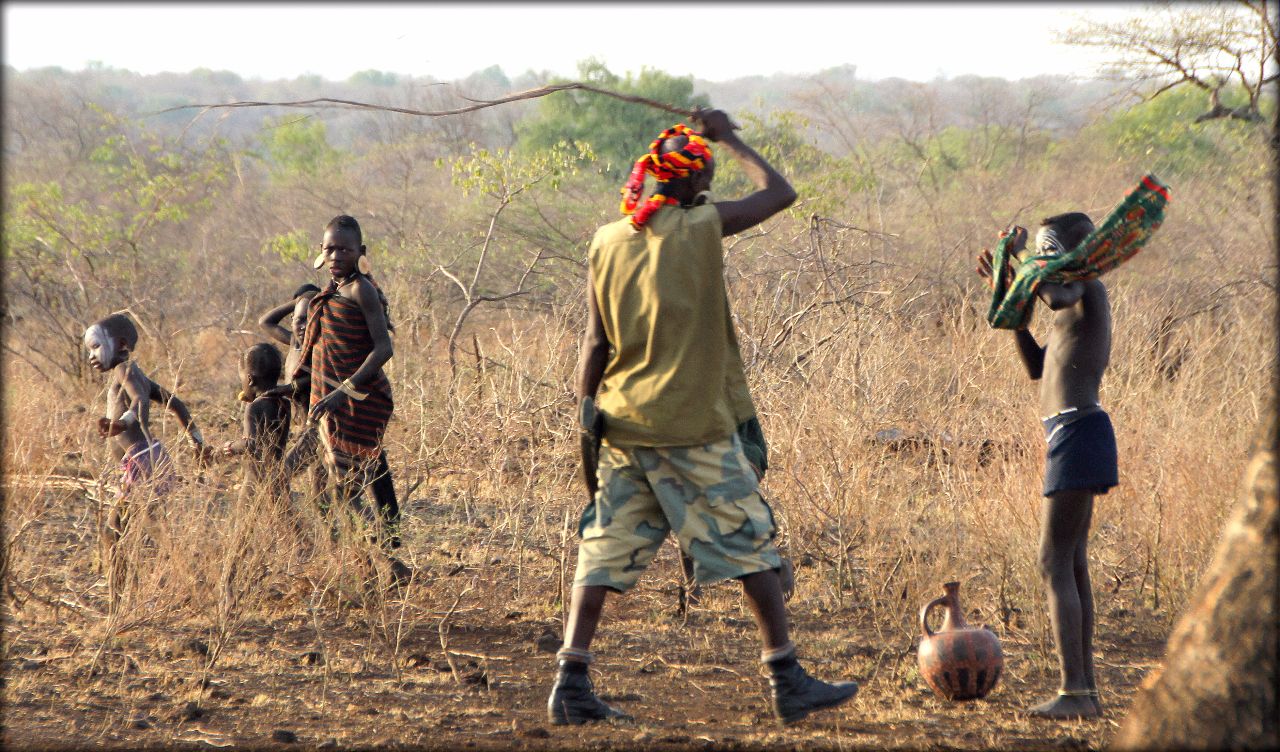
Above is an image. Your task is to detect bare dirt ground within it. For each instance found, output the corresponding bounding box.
[3,477,1170,752]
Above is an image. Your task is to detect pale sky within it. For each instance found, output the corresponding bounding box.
[3,2,1145,83]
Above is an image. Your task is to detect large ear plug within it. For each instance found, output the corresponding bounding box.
[357,255,372,275]
[313,251,327,270]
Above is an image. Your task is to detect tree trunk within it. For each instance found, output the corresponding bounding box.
[1111,413,1277,750]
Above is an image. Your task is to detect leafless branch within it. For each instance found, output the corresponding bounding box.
[153,82,694,121]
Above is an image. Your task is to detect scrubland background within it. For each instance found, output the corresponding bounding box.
[2,58,1275,749]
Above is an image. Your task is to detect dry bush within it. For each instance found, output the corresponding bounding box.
[2,81,1274,747]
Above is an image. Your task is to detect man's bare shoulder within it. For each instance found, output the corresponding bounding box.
[348,273,375,292]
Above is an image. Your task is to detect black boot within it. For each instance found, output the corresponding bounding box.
[769,658,859,726]
[547,662,630,725]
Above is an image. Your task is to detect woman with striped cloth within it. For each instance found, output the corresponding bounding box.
[294,215,400,561]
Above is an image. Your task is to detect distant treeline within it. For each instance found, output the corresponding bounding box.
[1,61,1128,154]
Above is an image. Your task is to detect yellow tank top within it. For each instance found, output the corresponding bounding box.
[589,203,756,447]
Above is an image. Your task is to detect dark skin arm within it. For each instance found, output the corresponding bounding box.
[977,224,1044,379]
[100,363,202,455]
[222,400,271,457]
[574,267,610,401]
[147,380,199,437]
[573,271,609,500]
[1014,329,1046,380]
[693,108,798,237]
[1000,283,1084,381]
[310,276,394,420]
[258,300,295,346]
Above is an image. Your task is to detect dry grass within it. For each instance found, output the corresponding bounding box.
[2,122,1275,750]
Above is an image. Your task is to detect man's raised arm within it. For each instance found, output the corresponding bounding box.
[695,108,797,237]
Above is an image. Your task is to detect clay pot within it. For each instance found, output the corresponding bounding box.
[917,581,1003,701]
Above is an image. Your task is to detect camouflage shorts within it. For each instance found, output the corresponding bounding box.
[574,434,782,592]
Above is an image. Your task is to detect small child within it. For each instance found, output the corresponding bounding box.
[258,283,329,507]
[220,343,292,506]
[85,312,206,601]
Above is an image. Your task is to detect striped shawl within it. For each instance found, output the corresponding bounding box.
[294,277,393,459]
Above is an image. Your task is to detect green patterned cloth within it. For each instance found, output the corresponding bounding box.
[987,174,1171,329]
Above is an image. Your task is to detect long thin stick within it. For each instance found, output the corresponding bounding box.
[153,81,694,120]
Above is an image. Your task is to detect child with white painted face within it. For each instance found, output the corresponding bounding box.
[84,312,207,601]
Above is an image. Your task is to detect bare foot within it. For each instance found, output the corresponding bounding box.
[1024,693,1099,720]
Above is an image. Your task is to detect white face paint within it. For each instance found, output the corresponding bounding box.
[84,324,117,371]
[1035,226,1066,256]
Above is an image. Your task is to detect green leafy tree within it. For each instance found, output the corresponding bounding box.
[1061,1,1277,123]
[258,115,341,180]
[348,69,399,87]
[716,110,877,218]
[264,229,314,265]
[3,110,229,380]
[1080,84,1272,179]
[516,59,708,179]
[437,140,596,377]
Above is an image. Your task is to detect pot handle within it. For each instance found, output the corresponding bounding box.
[920,595,948,638]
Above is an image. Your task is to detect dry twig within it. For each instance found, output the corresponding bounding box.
[154,82,695,121]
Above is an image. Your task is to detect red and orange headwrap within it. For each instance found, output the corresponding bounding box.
[619,123,713,231]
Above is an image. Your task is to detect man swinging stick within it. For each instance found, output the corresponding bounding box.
[979,214,1115,720]
[555,108,858,727]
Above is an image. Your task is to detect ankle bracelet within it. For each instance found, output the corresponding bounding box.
[556,646,593,665]
[1063,689,1101,698]
[760,641,796,664]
